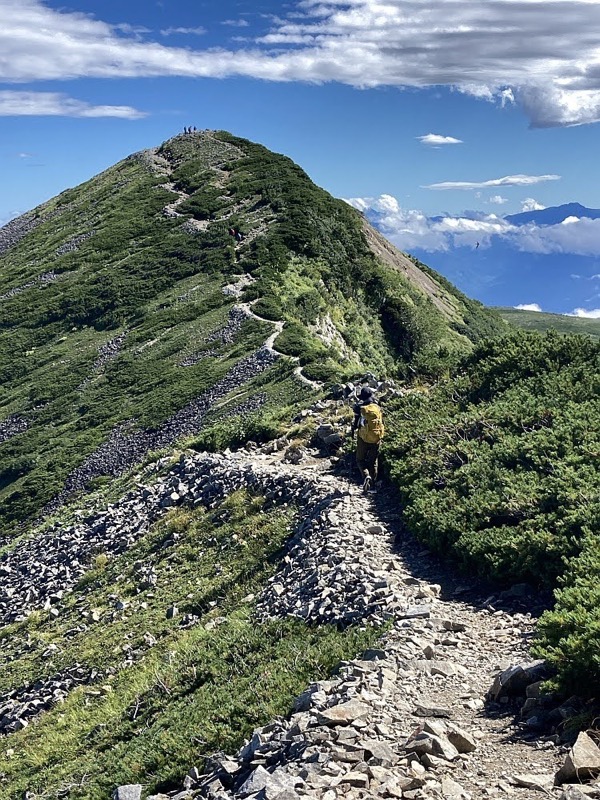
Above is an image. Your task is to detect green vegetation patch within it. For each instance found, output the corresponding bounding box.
[499,307,600,339]
[0,491,375,799]
[383,330,600,694]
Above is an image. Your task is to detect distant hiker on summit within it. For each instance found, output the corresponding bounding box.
[351,386,385,492]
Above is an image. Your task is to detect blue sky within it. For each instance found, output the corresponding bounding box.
[2,0,600,315]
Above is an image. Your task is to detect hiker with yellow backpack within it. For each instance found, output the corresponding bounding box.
[351,386,385,492]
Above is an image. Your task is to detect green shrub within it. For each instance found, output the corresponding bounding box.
[536,531,600,696]
[383,330,600,694]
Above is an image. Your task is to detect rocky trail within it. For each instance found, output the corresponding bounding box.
[148,448,574,800]
[2,429,591,799]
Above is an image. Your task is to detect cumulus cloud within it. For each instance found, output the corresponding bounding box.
[489,195,508,205]
[418,134,463,146]
[521,198,546,212]
[2,0,600,127]
[347,194,600,257]
[346,194,512,251]
[568,308,600,318]
[0,91,145,118]
[425,175,561,191]
[515,303,542,312]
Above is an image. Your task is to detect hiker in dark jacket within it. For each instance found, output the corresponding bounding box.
[351,386,385,491]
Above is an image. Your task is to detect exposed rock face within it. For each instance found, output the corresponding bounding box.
[180,307,251,366]
[0,212,42,257]
[0,665,92,737]
[78,331,129,389]
[55,230,95,255]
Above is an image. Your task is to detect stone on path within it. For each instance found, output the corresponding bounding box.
[317,699,370,726]
[489,660,547,701]
[513,773,554,792]
[556,732,600,784]
[441,776,469,798]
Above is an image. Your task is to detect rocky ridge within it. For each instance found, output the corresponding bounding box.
[0,212,42,257]
[88,441,592,800]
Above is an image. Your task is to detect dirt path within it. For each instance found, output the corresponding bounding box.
[235,298,322,389]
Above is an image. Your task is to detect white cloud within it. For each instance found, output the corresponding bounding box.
[425,175,561,191]
[568,308,600,318]
[2,0,600,127]
[515,303,542,312]
[418,133,463,146]
[222,19,250,28]
[489,195,508,205]
[347,194,600,257]
[0,91,145,119]
[521,198,546,212]
[160,27,206,36]
[509,217,600,256]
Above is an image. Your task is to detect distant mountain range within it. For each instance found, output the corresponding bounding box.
[505,202,600,227]
[402,203,600,315]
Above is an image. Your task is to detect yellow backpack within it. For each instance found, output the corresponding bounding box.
[358,403,384,444]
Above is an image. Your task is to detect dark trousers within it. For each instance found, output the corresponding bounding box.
[356,437,379,481]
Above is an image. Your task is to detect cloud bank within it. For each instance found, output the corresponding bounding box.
[569,308,600,318]
[2,0,600,126]
[346,193,600,257]
[515,303,542,312]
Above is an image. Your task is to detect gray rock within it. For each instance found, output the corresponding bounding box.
[441,776,468,798]
[404,732,459,762]
[556,732,600,784]
[446,724,477,753]
[112,786,142,800]
[414,703,451,718]
[317,700,370,726]
[513,773,554,792]
[489,660,547,700]
[238,765,272,795]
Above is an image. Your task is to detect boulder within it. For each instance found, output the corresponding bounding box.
[316,700,370,726]
[488,660,547,700]
[404,732,459,762]
[446,723,477,753]
[556,732,600,784]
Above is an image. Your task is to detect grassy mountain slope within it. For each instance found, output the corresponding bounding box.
[0,129,599,795]
[0,481,375,799]
[0,130,504,540]
[498,307,600,338]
